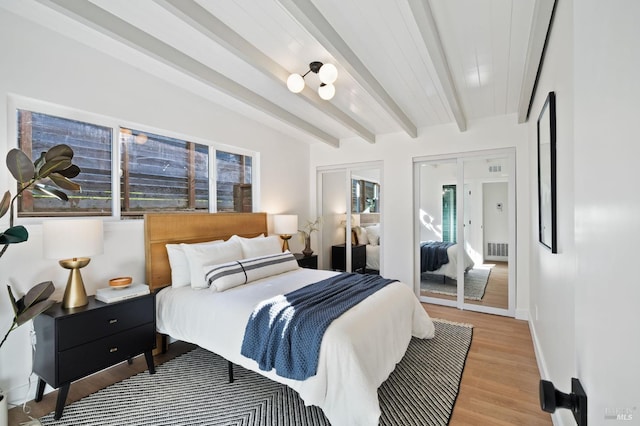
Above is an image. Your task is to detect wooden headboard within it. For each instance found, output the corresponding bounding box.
[144,212,268,292]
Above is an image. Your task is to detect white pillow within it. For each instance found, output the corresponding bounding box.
[204,251,299,292]
[182,239,243,289]
[354,226,369,245]
[366,224,380,246]
[233,234,282,258]
[166,240,223,288]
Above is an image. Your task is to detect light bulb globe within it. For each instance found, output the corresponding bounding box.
[318,63,338,84]
[286,73,305,93]
[318,83,335,100]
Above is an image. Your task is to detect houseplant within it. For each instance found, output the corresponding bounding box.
[1,144,81,259]
[299,217,321,257]
[0,144,81,418]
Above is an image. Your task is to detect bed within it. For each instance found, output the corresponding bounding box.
[144,212,434,426]
[420,241,474,280]
[354,223,381,272]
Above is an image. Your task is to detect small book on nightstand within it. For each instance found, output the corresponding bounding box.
[96,284,150,304]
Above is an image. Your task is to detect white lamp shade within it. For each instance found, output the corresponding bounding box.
[318,63,338,84]
[318,83,335,100]
[43,219,104,260]
[287,73,305,93]
[273,215,298,235]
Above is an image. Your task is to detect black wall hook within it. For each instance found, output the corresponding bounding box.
[540,377,587,426]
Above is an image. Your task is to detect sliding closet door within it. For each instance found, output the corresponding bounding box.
[317,162,383,274]
[415,159,459,306]
[414,149,515,317]
[319,170,348,271]
[461,155,514,314]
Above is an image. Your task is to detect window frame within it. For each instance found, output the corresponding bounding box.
[7,95,259,222]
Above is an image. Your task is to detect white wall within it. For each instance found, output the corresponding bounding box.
[527,0,576,421]
[310,114,529,318]
[573,1,640,424]
[0,11,311,402]
[529,1,640,425]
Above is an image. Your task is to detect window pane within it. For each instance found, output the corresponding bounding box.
[442,184,457,242]
[120,129,209,216]
[17,110,113,216]
[216,150,252,212]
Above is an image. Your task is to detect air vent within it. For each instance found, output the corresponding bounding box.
[487,242,508,257]
[488,165,502,173]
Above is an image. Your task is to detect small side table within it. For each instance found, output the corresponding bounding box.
[294,253,318,269]
[331,244,367,273]
[33,293,156,420]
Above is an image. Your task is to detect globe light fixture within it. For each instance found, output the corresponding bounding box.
[287,61,338,100]
[318,83,336,100]
[318,63,338,84]
[286,73,305,93]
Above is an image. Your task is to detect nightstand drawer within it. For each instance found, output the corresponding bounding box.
[58,296,154,350]
[58,322,155,384]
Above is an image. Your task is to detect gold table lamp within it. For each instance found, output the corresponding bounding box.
[43,219,104,309]
[273,214,298,252]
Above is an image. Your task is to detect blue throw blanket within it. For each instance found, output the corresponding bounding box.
[420,241,454,272]
[240,273,397,380]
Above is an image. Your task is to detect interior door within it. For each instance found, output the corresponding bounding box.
[414,149,515,316]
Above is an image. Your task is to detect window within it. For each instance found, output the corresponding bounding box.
[442,184,456,242]
[351,179,379,213]
[15,104,256,219]
[17,110,113,216]
[216,150,252,212]
[120,129,209,216]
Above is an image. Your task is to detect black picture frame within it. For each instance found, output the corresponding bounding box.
[537,91,557,253]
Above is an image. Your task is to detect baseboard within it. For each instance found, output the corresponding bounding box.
[6,376,39,407]
[515,308,529,320]
[528,319,566,426]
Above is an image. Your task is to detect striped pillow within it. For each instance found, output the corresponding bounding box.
[204,251,299,292]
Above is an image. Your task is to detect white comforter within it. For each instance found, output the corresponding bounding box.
[156,268,434,426]
[424,243,475,280]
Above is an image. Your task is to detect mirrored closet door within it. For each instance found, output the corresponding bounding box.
[317,162,383,275]
[414,149,515,316]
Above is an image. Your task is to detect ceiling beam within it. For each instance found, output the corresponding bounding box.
[277,0,418,138]
[36,0,339,147]
[155,0,375,144]
[517,0,557,123]
[407,0,467,132]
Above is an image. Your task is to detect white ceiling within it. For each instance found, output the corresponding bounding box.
[1,0,555,147]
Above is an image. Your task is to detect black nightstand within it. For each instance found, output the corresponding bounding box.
[33,293,156,420]
[294,253,318,269]
[331,244,366,273]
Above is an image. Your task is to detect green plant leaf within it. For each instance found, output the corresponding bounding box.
[0,191,10,218]
[0,225,29,244]
[33,151,47,170]
[15,299,55,327]
[44,144,74,161]
[56,164,81,179]
[33,183,69,201]
[49,173,81,191]
[7,285,19,317]
[37,157,72,179]
[6,149,35,184]
[23,281,55,309]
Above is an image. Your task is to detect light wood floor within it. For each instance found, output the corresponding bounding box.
[421,261,509,309]
[10,304,550,426]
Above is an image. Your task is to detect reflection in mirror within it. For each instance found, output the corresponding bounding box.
[461,156,510,310]
[351,176,379,213]
[417,161,458,302]
[417,157,510,311]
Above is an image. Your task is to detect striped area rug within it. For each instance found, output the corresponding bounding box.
[40,320,472,426]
